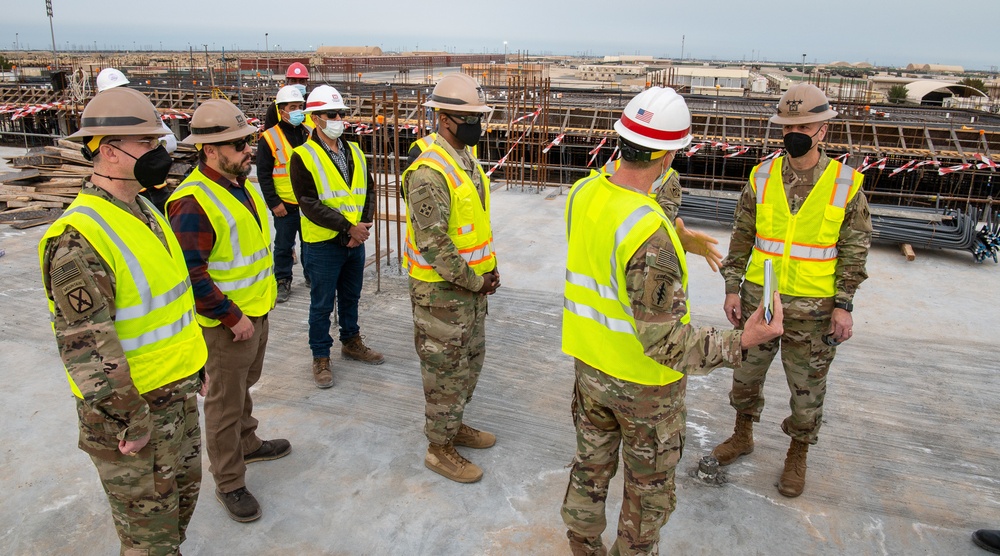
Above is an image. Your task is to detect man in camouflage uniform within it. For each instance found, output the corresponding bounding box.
[39,87,207,555]
[401,74,500,484]
[561,87,785,556]
[713,83,873,498]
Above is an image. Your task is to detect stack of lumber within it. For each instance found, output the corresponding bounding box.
[0,140,198,228]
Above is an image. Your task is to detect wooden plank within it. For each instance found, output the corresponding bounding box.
[8,216,59,230]
[0,184,36,194]
[900,243,916,261]
[0,169,42,184]
[5,200,65,208]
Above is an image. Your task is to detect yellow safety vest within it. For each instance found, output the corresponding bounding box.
[402,143,496,282]
[745,157,863,298]
[593,157,678,201]
[292,138,368,243]
[39,193,207,397]
[413,133,478,158]
[262,125,297,205]
[562,174,690,386]
[166,167,277,327]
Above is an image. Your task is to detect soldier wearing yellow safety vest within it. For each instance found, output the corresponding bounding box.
[560,87,784,556]
[594,156,681,220]
[258,85,310,303]
[405,132,478,174]
[402,73,501,484]
[289,85,383,390]
[166,99,290,524]
[39,87,208,554]
[713,83,873,499]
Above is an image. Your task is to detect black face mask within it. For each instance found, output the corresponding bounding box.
[114,144,173,188]
[782,127,823,158]
[454,121,482,148]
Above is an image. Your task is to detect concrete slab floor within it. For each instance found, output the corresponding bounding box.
[1,158,999,554]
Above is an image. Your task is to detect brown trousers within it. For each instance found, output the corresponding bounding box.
[202,314,268,493]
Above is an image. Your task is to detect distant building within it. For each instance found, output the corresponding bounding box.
[905,63,964,74]
[602,55,654,64]
[650,66,750,96]
[577,64,646,81]
[316,46,384,57]
[869,75,987,106]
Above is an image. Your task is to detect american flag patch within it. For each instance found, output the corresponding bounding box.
[635,108,654,123]
[51,260,82,287]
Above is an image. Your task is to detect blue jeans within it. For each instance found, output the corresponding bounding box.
[303,239,364,358]
[273,204,303,283]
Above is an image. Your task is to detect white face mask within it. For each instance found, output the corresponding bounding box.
[321,119,344,140]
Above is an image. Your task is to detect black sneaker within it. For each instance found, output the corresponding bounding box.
[216,487,261,522]
[276,279,291,303]
[244,439,291,464]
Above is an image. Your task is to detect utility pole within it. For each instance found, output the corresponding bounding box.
[680,35,685,61]
[45,0,58,68]
[204,44,215,88]
[802,53,807,76]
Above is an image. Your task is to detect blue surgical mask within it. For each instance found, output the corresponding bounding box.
[293,84,307,97]
[288,109,305,126]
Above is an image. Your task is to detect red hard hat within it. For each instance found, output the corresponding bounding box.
[286,62,310,79]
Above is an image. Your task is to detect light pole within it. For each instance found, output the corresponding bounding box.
[801,53,807,75]
[265,33,269,75]
[46,0,58,68]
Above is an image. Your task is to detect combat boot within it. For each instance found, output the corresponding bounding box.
[711,413,754,465]
[313,357,333,389]
[276,278,291,303]
[216,487,261,522]
[567,531,607,556]
[777,439,809,497]
[425,442,483,483]
[453,423,496,449]
[972,529,1000,554]
[342,335,385,365]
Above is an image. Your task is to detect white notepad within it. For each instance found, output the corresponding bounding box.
[763,259,777,324]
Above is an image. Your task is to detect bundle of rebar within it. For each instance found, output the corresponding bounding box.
[677,190,999,264]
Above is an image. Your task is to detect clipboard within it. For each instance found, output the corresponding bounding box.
[763,259,777,324]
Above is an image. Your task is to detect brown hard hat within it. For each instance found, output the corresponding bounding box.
[770,83,838,125]
[182,99,254,144]
[67,87,165,141]
[423,73,492,114]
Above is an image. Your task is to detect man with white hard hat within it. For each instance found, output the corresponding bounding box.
[712,83,872,498]
[166,99,290,523]
[258,85,309,303]
[289,85,382,389]
[560,87,784,555]
[401,73,500,484]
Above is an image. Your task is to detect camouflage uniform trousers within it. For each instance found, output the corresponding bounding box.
[730,282,837,445]
[83,394,202,556]
[561,360,686,556]
[411,291,487,445]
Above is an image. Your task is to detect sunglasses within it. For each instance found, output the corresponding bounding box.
[444,113,483,125]
[317,110,346,119]
[217,138,251,151]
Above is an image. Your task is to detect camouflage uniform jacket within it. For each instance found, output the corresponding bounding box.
[654,169,682,222]
[720,152,873,315]
[403,135,490,301]
[41,183,200,455]
[626,223,745,376]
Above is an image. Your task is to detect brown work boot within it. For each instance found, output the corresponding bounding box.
[313,357,333,389]
[453,423,496,449]
[425,442,483,483]
[244,439,291,464]
[341,335,385,365]
[215,487,261,522]
[711,413,755,465]
[567,531,607,556]
[777,439,809,497]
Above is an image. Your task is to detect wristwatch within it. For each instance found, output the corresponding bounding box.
[834,301,853,312]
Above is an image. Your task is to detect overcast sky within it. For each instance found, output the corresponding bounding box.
[2,0,996,70]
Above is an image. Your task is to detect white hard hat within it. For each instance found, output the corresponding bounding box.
[96,68,130,93]
[275,85,305,106]
[304,85,348,112]
[614,87,692,152]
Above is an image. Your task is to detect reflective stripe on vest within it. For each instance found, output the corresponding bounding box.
[263,127,297,204]
[39,193,207,396]
[746,157,862,297]
[597,158,677,200]
[294,139,368,243]
[168,170,276,324]
[401,143,496,282]
[562,174,689,386]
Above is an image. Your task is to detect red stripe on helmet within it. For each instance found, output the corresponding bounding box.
[306,101,327,108]
[620,114,690,141]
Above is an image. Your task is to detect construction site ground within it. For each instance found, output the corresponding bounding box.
[1,145,998,555]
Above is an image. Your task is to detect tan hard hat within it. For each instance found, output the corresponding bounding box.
[423,73,492,114]
[770,83,838,125]
[182,99,254,144]
[66,87,165,141]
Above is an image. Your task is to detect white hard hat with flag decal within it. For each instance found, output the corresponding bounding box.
[614,87,693,154]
